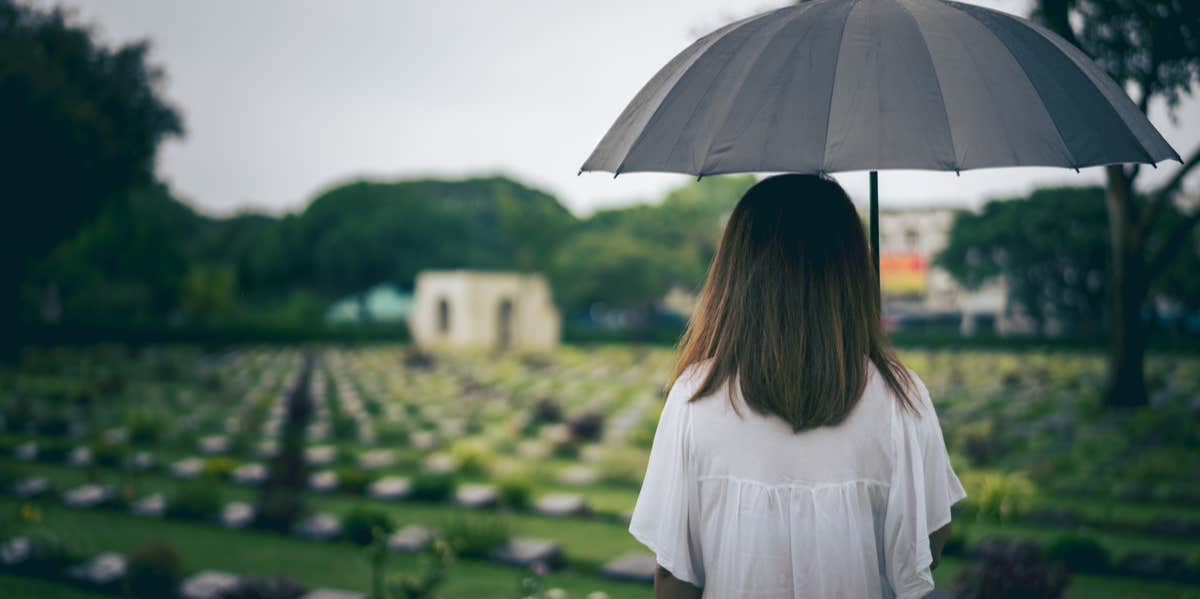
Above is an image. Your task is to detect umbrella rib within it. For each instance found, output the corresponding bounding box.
[819,0,861,172]
[942,1,1078,169]
[894,0,958,169]
[616,9,787,177]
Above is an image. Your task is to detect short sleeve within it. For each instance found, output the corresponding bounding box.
[628,369,705,587]
[883,372,967,599]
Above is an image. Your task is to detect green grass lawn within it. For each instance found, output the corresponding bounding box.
[0,498,652,599]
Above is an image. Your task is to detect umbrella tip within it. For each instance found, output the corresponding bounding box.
[955,169,961,177]
[577,168,583,176]
[1074,167,1081,173]
[697,174,703,182]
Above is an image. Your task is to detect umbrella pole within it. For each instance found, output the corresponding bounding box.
[869,171,880,309]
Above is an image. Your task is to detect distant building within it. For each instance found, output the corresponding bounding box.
[326,284,413,324]
[409,270,560,350]
[877,207,1021,335]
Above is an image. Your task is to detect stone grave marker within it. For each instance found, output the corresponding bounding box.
[130,451,156,471]
[198,435,231,455]
[308,470,339,493]
[221,502,255,529]
[293,513,342,540]
[170,457,204,479]
[14,441,37,461]
[63,484,112,508]
[600,552,657,584]
[67,552,127,587]
[367,476,411,501]
[534,493,589,517]
[304,445,336,466]
[357,448,395,470]
[131,493,166,517]
[422,453,455,474]
[387,525,434,553]
[13,475,51,498]
[67,445,92,467]
[490,538,563,569]
[558,465,598,486]
[299,590,366,599]
[455,483,498,508]
[180,570,242,599]
[0,537,31,566]
[232,463,267,486]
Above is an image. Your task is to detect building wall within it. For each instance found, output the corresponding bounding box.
[877,208,1018,334]
[409,270,560,350]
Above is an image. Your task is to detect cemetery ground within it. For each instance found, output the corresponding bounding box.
[0,345,1198,598]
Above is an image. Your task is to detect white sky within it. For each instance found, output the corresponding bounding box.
[34,0,1199,216]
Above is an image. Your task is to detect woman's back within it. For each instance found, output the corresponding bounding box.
[630,359,965,598]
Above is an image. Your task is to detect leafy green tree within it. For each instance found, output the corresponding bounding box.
[35,184,195,324]
[179,265,238,324]
[1035,0,1200,406]
[552,230,685,319]
[1,1,183,340]
[937,188,1110,336]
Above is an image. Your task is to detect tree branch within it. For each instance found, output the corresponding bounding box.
[1148,208,1200,278]
[1138,142,1200,235]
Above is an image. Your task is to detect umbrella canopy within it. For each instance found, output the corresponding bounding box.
[580,0,1181,306]
[580,0,1179,177]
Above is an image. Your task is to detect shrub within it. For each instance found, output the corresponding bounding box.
[567,412,605,442]
[450,439,493,476]
[531,399,562,424]
[411,472,455,502]
[957,419,1005,466]
[962,471,1036,522]
[36,415,71,437]
[955,539,1070,599]
[126,540,184,599]
[1046,534,1110,574]
[16,531,84,579]
[377,423,409,446]
[337,467,371,495]
[168,484,222,521]
[127,412,164,445]
[497,472,533,510]
[38,441,71,463]
[221,576,307,599]
[442,514,511,559]
[203,456,240,480]
[92,442,125,468]
[343,507,395,547]
[597,448,646,487]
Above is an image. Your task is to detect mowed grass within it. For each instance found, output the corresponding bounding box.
[5,499,1198,599]
[0,498,653,599]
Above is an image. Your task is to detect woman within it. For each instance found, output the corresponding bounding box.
[630,174,966,599]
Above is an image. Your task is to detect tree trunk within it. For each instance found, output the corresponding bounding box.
[1103,165,1149,407]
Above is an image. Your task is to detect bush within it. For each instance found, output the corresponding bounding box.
[597,448,646,487]
[126,540,184,599]
[962,471,1036,522]
[343,507,395,547]
[221,576,307,599]
[442,514,511,559]
[92,442,125,468]
[127,412,164,445]
[531,399,562,424]
[497,473,533,510]
[1046,534,1110,574]
[36,415,71,437]
[567,412,605,442]
[203,457,240,480]
[168,484,223,521]
[955,539,1070,599]
[337,467,371,495]
[37,441,71,463]
[411,472,455,502]
[450,439,493,476]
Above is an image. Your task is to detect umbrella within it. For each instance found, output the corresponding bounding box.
[579,0,1180,303]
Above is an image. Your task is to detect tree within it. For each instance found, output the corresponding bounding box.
[937,188,1110,336]
[1035,0,1200,406]
[552,230,688,320]
[1,1,183,342]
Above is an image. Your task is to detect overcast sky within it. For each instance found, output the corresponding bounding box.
[33,0,1199,216]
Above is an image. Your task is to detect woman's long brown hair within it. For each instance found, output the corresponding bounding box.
[673,174,917,430]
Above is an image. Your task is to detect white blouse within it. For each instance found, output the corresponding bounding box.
[630,360,966,598]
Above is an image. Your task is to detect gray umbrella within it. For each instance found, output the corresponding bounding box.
[579,0,1180,297]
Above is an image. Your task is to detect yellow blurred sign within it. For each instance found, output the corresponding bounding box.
[880,252,926,296]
